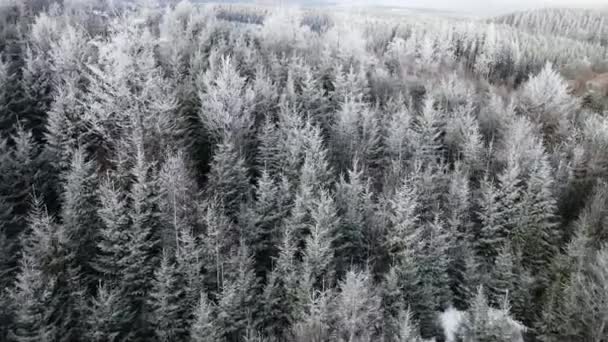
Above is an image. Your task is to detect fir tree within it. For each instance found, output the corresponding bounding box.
[190,293,218,342]
[206,139,250,219]
[10,255,56,342]
[216,245,257,341]
[260,226,301,339]
[302,190,338,291]
[148,252,185,342]
[86,282,131,342]
[334,269,381,342]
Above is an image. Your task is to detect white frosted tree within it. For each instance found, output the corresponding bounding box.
[197,55,255,148]
[334,269,381,342]
[519,62,578,142]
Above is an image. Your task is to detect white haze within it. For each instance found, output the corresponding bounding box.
[331,0,607,15]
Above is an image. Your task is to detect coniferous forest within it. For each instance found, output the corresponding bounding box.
[1,0,608,341]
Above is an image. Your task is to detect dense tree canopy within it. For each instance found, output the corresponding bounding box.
[0,0,607,341]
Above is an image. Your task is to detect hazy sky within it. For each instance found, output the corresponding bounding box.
[336,0,607,15]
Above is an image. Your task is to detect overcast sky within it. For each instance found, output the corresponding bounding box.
[333,0,607,15]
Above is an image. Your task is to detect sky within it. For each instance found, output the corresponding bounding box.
[330,0,607,15]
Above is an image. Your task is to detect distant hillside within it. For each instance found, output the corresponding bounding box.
[494,8,608,45]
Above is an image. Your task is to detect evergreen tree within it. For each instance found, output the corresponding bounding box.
[59,147,100,290]
[334,269,381,342]
[386,174,419,261]
[216,244,257,341]
[412,96,445,165]
[86,282,131,342]
[10,196,58,342]
[394,309,422,342]
[518,157,558,284]
[243,169,288,281]
[158,151,199,253]
[190,293,218,342]
[302,190,338,291]
[206,139,250,219]
[489,243,515,306]
[475,176,504,275]
[10,255,56,342]
[120,140,162,340]
[334,162,374,276]
[260,226,301,339]
[292,288,332,342]
[148,252,185,342]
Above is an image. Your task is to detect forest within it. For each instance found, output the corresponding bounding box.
[0,0,607,341]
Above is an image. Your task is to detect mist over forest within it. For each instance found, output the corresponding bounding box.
[0,0,607,341]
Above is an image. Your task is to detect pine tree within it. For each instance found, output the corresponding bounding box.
[216,244,257,341]
[190,293,218,342]
[386,174,419,261]
[86,282,131,342]
[94,177,130,283]
[334,269,381,342]
[175,226,205,315]
[206,139,250,219]
[381,267,405,341]
[38,147,99,342]
[489,243,515,306]
[10,255,56,342]
[121,140,162,340]
[158,151,199,253]
[446,164,472,310]
[197,54,255,148]
[334,162,374,277]
[475,176,504,274]
[292,287,332,342]
[59,147,100,289]
[148,252,185,342]
[260,226,302,339]
[302,190,338,291]
[412,96,445,165]
[243,169,287,280]
[0,127,44,240]
[518,157,558,285]
[199,200,232,294]
[394,309,422,342]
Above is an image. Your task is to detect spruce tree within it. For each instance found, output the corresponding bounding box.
[206,139,250,219]
[121,139,162,340]
[148,252,185,342]
[10,255,56,342]
[190,293,218,342]
[59,147,100,290]
[334,269,381,342]
[86,282,131,342]
[334,162,374,276]
[302,190,338,291]
[158,151,199,253]
[216,244,257,341]
[260,226,301,339]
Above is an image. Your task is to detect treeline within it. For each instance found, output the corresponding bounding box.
[0,1,607,342]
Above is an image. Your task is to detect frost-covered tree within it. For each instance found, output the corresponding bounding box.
[10,255,56,342]
[158,151,199,253]
[190,293,218,342]
[148,252,186,342]
[216,244,257,341]
[292,288,332,342]
[197,55,255,148]
[260,226,302,339]
[518,63,578,142]
[302,190,338,291]
[86,282,129,342]
[334,162,374,275]
[206,139,250,219]
[334,269,381,342]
